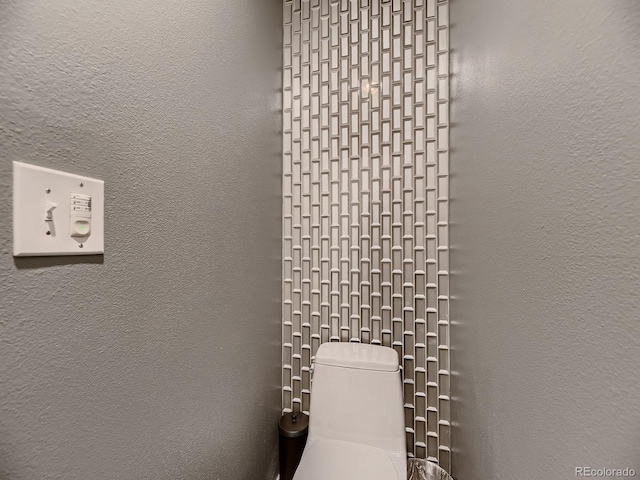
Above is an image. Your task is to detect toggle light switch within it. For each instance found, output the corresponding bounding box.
[44,202,57,222]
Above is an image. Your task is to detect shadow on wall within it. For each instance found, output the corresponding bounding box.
[14,255,104,270]
[0,426,17,480]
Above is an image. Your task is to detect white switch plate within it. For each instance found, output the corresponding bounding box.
[13,161,104,256]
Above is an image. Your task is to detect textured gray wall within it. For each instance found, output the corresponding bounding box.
[450,1,640,479]
[0,0,282,479]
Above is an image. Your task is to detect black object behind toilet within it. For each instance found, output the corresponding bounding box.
[278,412,309,480]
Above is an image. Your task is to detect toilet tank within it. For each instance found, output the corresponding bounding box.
[308,342,406,456]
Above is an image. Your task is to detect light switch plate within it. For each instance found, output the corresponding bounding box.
[13,161,104,256]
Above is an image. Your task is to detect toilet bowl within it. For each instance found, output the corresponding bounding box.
[293,342,407,480]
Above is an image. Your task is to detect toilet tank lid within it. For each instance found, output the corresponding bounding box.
[314,343,400,372]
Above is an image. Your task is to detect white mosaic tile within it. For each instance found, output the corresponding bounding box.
[283,0,450,472]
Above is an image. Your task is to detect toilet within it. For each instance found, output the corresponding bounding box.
[293,342,407,480]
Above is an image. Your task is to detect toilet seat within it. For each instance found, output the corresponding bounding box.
[293,438,404,480]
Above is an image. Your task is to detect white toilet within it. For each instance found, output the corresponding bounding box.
[293,342,407,480]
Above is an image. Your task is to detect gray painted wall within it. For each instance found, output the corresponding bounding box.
[450,1,640,479]
[0,0,282,479]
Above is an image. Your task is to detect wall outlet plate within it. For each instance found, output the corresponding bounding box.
[13,161,104,256]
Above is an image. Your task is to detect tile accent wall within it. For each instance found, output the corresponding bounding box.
[282,0,450,470]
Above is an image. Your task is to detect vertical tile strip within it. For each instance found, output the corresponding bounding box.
[283,0,450,471]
